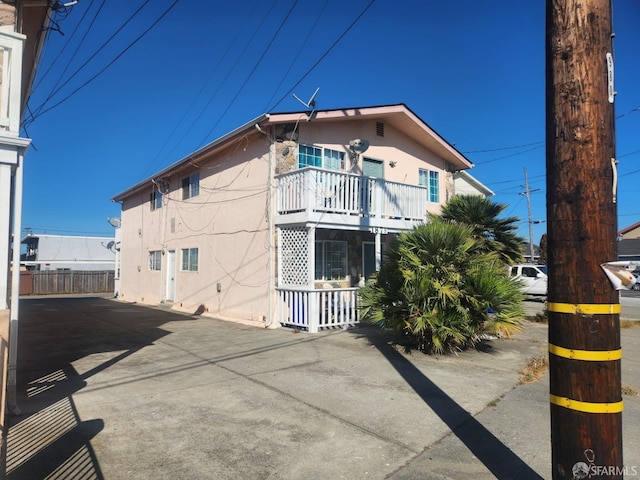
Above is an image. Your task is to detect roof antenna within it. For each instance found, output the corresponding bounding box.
[292,87,319,121]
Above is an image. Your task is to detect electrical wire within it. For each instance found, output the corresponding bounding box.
[267,0,376,112]
[262,0,329,112]
[27,0,108,123]
[27,0,181,123]
[32,0,96,93]
[473,145,544,166]
[463,141,545,154]
[137,0,262,181]
[32,0,153,119]
[196,0,301,148]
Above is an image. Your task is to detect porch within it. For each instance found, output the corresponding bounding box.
[275,227,395,332]
[275,167,429,230]
[276,287,359,333]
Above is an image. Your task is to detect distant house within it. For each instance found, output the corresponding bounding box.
[112,104,490,332]
[618,222,640,264]
[452,170,494,197]
[21,234,116,271]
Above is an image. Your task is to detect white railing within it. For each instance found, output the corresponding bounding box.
[0,30,25,135]
[276,168,428,222]
[276,287,359,333]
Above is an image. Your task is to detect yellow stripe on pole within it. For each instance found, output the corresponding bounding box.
[549,343,622,361]
[549,394,623,414]
[547,302,620,315]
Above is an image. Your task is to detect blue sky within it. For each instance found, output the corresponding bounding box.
[22,0,640,247]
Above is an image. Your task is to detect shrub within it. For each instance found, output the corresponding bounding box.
[358,219,524,354]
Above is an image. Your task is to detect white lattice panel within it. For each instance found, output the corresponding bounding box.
[278,226,309,286]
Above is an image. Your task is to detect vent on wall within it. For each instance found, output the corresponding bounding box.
[376,122,384,137]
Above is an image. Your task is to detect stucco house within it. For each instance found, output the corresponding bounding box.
[453,170,494,197]
[112,104,487,332]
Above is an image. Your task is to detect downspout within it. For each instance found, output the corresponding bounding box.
[7,144,28,415]
[256,122,276,328]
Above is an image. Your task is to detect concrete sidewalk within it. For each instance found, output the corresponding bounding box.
[4,296,640,479]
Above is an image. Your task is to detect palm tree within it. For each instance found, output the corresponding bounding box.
[438,194,524,265]
[358,218,524,354]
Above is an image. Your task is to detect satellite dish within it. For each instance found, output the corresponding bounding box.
[106,241,115,251]
[292,87,319,121]
[107,217,121,228]
[349,139,370,154]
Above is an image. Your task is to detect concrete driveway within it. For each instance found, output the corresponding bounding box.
[4,296,639,479]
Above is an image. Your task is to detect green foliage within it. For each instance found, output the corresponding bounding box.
[438,194,525,265]
[358,218,524,354]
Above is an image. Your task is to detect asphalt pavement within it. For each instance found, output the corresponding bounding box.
[3,296,640,479]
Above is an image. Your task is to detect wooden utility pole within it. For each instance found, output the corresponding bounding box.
[546,0,622,478]
[520,167,540,263]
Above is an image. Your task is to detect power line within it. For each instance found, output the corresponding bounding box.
[196,0,301,148]
[32,0,152,120]
[31,0,96,93]
[473,145,544,165]
[262,0,330,112]
[137,0,263,181]
[27,0,181,124]
[28,0,108,123]
[267,0,376,112]
[463,141,545,154]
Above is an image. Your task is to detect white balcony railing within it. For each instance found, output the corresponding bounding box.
[276,168,429,224]
[0,30,25,135]
[276,287,359,333]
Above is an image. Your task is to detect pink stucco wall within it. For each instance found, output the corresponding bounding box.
[119,133,272,322]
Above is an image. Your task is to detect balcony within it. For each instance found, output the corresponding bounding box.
[0,29,25,136]
[275,168,429,231]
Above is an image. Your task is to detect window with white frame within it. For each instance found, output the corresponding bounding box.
[182,173,200,199]
[429,171,439,202]
[315,241,347,281]
[150,190,162,211]
[181,248,198,272]
[298,144,345,171]
[419,168,440,203]
[149,250,162,270]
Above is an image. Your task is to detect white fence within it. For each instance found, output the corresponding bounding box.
[276,168,428,221]
[276,287,359,332]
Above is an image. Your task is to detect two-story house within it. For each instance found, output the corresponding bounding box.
[113,104,488,332]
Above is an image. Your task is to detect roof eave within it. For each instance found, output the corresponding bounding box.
[112,113,270,201]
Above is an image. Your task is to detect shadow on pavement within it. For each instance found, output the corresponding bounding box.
[4,296,198,480]
[356,326,543,479]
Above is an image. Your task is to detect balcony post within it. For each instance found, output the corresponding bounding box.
[307,226,319,333]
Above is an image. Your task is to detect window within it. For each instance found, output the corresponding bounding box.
[419,168,440,203]
[315,241,347,281]
[299,145,322,168]
[182,173,200,199]
[181,248,198,272]
[363,158,384,178]
[429,171,439,202]
[149,250,162,270]
[323,148,345,171]
[298,145,345,171]
[150,190,162,211]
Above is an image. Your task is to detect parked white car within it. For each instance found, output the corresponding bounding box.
[509,264,548,296]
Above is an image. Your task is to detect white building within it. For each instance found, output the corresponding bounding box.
[21,234,116,271]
